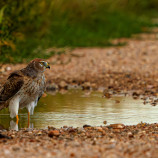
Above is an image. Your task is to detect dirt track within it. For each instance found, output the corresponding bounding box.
[1,35,158,98]
[0,123,158,158]
[0,34,158,157]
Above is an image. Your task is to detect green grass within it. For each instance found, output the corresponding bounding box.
[1,0,158,63]
[49,12,153,47]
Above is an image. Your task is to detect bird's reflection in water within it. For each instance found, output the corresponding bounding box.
[9,120,34,131]
[10,120,18,131]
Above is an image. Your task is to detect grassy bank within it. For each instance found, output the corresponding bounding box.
[0,0,158,63]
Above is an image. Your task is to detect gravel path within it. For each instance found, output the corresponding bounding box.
[0,123,158,158]
[0,34,158,157]
[1,35,158,97]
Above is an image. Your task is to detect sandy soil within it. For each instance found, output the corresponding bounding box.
[0,123,158,158]
[0,34,158,157]
[1,34,158,98]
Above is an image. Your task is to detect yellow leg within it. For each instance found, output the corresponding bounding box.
[16,115,19,124]
[28,112,30,128]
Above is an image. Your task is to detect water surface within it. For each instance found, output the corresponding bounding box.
[0,89,157,130]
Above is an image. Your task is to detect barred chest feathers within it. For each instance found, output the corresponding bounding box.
[9,74,45,118]
[1,58,50,121]
[20,74,45,106]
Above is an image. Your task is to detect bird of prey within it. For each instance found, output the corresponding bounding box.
[0,58,50,125]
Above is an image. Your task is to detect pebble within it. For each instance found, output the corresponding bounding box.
[12,147,20,151]
[58,81,68,89]
[37,131,42,135]
[48,130,60,137]
[103,92,112,98]
[4,149,10,155]
[128,132,134,138]
[6,66,11,71]
[109,124,125,129]
[0,122,157,157]
[77,127,84,133]
[95,127,103,132]
[82,82,91,90]
[48,126,56,130]
[83,124,91,128]
[46,84,58,91]
[103,121,107,124]
[11,135,15,138]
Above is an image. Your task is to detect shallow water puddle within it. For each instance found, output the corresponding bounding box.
[0,89,157,130]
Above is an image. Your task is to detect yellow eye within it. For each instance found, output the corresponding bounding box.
[39,61,50,69]
[40,61,45,65]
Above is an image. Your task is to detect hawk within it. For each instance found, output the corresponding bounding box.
[0,58,50,124]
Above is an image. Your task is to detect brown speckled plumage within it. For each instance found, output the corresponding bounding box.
[0,58,50,118]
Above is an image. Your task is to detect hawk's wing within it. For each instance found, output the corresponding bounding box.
[0,71,24,109]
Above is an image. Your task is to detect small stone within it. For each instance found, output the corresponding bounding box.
[24,128,33,132]
[92,138,97,145]
[46,84,58,91]
[151,102,157,106]
[115,100,120,103]
[91,83,97,90]
[110,138,117,143]
[48,130,60,137]
[95,127,103,132]
[109,124,125,129]
[28,132,32,135]
[103,121,107,124]
[103,92,112,98]
[4,149,10,155]
[12,147,20,151]
[37,131,42,135]
[86,133,92,138]
[128,132,134,138]
[68,129,76,133]
[48,126,56,130]
[80,133,86,137]
[70,152,75,157]
[113,129,121,133]
[58,81,68,89]
[77,127,84,133]
[30,139,36,142]
[6,67,11,71]
[83,124,91,128]
[132,92,140,99]
[11,135,15,138]
[102,131,106,135]
[82,82,91,90]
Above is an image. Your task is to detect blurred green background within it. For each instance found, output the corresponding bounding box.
[0,0,158,63]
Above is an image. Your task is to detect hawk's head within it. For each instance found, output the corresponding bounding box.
[29,58,50,72]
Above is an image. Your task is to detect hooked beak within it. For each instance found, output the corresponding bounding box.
[42,61,50,69]
[46,64,50,69]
